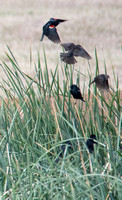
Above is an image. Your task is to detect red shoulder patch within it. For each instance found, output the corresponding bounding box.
[49,25,55,28]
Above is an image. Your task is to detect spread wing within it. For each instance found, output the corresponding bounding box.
[73,46,92,60]
[61,43,75,51]
[49,18,67,24]
[95,74,108,81]
[93,75,109,90]
[47,27,61,43]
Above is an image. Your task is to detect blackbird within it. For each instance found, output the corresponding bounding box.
[70,84,85,102]
[40,18,67,43]
[60,141,72,154]
[90,74,109,91]
[55,141,72,163]
[86,134,97,153]
[60,42,91,64]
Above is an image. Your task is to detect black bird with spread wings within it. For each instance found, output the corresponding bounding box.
[40,18,67,43]
[70,84,85,102]
[60,43,92,64]
[90,74,110,91]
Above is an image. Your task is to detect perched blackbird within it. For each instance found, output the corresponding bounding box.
[40,18,67,43]
[60,43,92,64]
[55,141,72,163]
[60,141,72,154]
[86,134,97,153]
[90,74,110,91]
[70,84,85,102]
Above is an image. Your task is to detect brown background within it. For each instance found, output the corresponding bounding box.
[0,0,122,91]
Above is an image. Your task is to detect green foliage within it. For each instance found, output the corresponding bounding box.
[0,47,121,200]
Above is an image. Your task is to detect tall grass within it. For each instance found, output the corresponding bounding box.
[0,46,121,200]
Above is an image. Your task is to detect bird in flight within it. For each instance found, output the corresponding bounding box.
[90,74,110,91]
[40,18,67,43]
[70,84,85,102]
[60,42,92,64]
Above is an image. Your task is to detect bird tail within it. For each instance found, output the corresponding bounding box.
[60,53,77,64]
[82,98,85,102]
[40,33,44,41]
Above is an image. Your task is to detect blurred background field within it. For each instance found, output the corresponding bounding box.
[0,0,122,89]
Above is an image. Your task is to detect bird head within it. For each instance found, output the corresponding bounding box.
[70,84,78,91]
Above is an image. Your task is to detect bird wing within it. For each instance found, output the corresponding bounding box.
[49,18,67,23]
[95,74,108,81]
[61,43,75,51]
[47,27,61,43]
[93,74,109,90]
[73,46,92,60]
